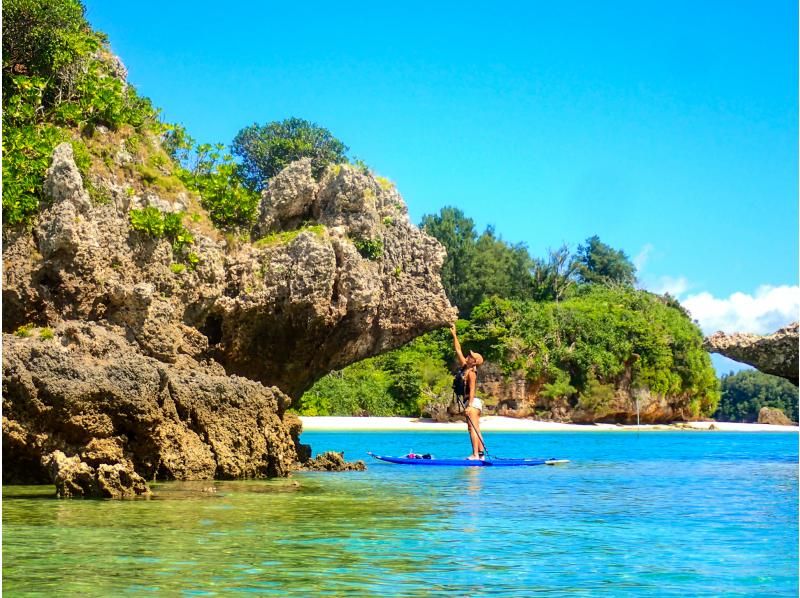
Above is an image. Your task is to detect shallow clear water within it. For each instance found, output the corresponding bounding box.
[3,431,798,596]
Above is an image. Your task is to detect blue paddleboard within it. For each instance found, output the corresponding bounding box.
[368,453,568,467]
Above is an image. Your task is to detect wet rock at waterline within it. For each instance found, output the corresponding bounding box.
[297,451,367,472]
[43,450,151,499]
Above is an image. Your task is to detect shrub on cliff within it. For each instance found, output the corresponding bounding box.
[172,141,260,230]
[232,118,349,191]
[715,370,797,423]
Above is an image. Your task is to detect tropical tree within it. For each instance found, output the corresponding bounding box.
[574,235,636,286]
[231,117,348,191]
[715,370,798,422]
[531,244,579,302]
[421,206,480,315]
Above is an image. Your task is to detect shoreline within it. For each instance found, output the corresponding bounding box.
[299,416,799,433]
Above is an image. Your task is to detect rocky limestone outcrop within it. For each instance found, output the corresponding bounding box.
[3,142,455,496]
[704,323,799,386]
[757,406,793,426]
[226,158,456,396]
[4,146,455,394]
[2,322,298,488]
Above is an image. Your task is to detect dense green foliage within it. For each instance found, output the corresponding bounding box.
[714,370,797,422]
[2,2,348,233]
[297,331,454,416]
[352,236,384,260]
[468,287,719,418]
[420,207,538,316]
[231,118,349,191]
[2,0,158,225]
[299,285,720,419]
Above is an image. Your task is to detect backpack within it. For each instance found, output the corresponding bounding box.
[452,367,469,403]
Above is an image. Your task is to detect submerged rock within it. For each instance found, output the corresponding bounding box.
[704,323,799,386]
[297,451,366,472]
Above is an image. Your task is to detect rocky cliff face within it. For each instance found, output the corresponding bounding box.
[2,141,455,496]
[704,323,798,386]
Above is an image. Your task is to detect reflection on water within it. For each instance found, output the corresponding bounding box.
[464,467,482,497]
[4,432,798,596]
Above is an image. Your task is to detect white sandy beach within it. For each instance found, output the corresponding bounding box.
[299,416,798,433]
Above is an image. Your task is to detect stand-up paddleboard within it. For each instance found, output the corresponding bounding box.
[368,453,569,467]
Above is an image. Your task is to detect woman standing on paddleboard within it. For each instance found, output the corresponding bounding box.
[450,323,485,459]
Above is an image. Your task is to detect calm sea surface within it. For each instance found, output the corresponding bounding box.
[3,431,798,596]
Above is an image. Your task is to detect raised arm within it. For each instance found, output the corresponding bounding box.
[450,323,467,366]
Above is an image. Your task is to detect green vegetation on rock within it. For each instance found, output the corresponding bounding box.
[253,224,327,248]
[2,0,159,225]
[352,236,384,260]
[129,207,197,266]
[468,287,719,416]
[168,136,261,231]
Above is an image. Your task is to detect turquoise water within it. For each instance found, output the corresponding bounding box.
[3,431,798,596]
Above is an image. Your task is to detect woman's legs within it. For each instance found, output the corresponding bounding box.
[465,406,482,458]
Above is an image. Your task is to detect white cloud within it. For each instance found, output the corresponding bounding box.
[648,275,690,297]
[681,285,800,335]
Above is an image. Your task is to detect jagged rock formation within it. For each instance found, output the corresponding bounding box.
[3,322,297,488]
[704,323,799,386]
[223,158,456,396]
[2,141,455,496]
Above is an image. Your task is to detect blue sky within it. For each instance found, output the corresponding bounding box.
[83,1,798,371]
